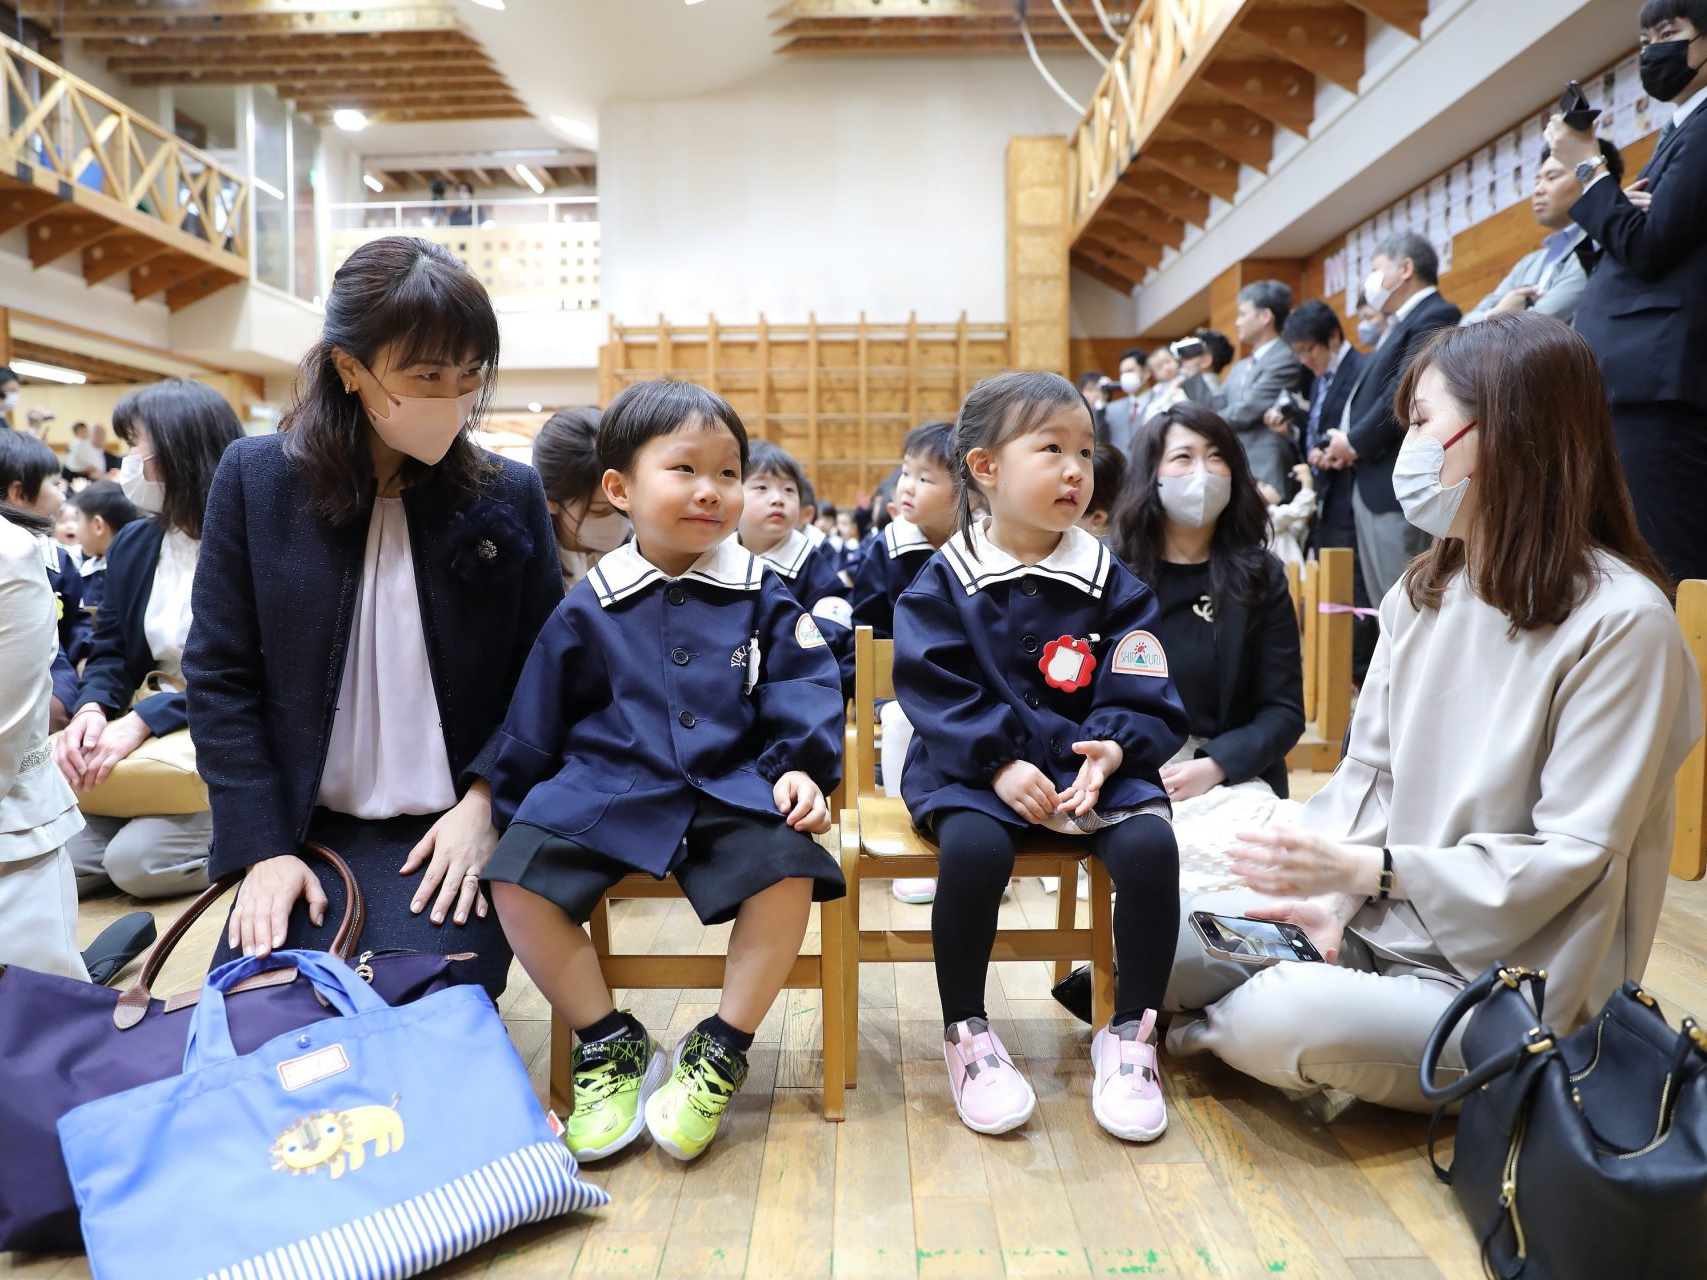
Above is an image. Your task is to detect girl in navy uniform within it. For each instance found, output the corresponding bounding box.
[70,480,142,622]
[893,370,1189,1142]
[735,440,851,628]
[487,380,846,1165]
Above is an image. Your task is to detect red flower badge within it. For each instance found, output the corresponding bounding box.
[1039,635,1096,693]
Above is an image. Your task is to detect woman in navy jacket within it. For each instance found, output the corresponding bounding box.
[54,381,242,898]
[183,237,560,997]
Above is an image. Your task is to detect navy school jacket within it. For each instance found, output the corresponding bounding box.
[44,541,90,665]
[745,528,852,626]
[840,516,937,694]
[488,539,845,876]
[893,521,1189,831]
[75,520,186,735]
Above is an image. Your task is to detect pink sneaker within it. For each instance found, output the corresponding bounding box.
[1091,1011,1167,1142]
[943,1018,1036,1134]
[892,878,937,904]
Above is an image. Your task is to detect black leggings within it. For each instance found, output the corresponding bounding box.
[931,808,1179,1028]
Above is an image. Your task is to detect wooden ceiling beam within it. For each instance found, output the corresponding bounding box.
[21,0,443,15]
[10,338,160,384]
[288,92,523,110]
[307,106,532,125]
[771,0,1112,15]
[1167,104,1274,171]
[271,77,514,98]
[37,10,464,38]
[1344,0,1426,38]
[775,17,1117,37]
[89,31,473,56]
[130,63,498,86]
[1117,165,1212,226]
[1200,58,1315,137]
[777,34,1095,53]
[1238,5,1366,94]
[27,208,119,270]
[82,233,169,287]
[1070,251,1139,294]
[131,255,216,302]
[1096,200,1187,250]
[1141,142,1241,203]
[167,268,243,313]
[0,187,64,237]
[116,49,490,74]
[1078,231,1163,275]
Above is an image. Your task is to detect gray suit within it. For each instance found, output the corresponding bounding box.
[1460,228,1589,326]
[1213,341,1303,491]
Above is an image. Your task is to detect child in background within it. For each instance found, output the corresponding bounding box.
[736,441,851,628]
[486,380,846,1164]
[814,501,838,539]
[1260,462,1315,568]
[533,406,630,591]
[893,371,1187,1142]
[1077,440,1127,544]
[52,499,82,553]
[70,480,141,620]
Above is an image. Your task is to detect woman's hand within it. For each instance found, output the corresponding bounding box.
[774,770,831,834]
[1161,755,1225,803]
[994,760,1057,824]
[55,706,108,788]
[229,854,328,957]
[1243,895,1355,964]
[399,782,496,926]
[83,712,154,787]
[1057,739,1123,817]
[1228,824,1381,899]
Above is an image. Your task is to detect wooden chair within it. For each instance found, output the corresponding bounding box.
[547,826,854,1123]
[1286,546,1355,772]
[1672,579,1707,881]
[839,626,1116,1088]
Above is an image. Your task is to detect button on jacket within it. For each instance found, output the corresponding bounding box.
[488,540,845,876]
[893,521,1189,831]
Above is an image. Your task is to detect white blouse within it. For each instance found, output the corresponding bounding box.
[142,529,199,682]
[316,498,457,819]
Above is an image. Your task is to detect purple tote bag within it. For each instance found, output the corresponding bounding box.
[0,844,465,1253]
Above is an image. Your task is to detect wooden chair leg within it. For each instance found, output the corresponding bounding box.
[839,816,861,1089]
[1052,856,1079,983]
[549,1014,574,1118]
[819,890,847,1122]
[588,897,612,957]
[1089,860,1116,1029]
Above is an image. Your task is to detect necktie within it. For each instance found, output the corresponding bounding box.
[1307,366,1336,447]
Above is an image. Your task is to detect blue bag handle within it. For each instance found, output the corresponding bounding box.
[183,950,391,1073]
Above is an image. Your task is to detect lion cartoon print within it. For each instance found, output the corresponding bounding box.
[271,1093,405,1180]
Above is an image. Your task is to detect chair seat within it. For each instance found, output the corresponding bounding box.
[854,795,1094,862]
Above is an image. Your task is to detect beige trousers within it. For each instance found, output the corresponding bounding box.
[1164,887,1467,1112]
[0,846,89,980]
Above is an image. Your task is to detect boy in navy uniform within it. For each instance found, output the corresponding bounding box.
[486,380,846,1165]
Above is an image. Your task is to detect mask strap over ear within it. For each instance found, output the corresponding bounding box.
[348,360,402,416]
[1444,421,1477,478]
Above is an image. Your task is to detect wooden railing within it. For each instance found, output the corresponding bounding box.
[0,32,249,274]
[1066,0,1246,240]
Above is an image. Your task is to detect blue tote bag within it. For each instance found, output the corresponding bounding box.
[58,952,607,1280]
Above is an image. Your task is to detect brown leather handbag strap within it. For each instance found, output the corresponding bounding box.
[112,843,361,1029]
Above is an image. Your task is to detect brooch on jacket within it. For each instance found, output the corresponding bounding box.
[445,499,534,586]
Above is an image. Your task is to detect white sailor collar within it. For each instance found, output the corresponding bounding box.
[746,526,814,579]
[804,522,827,549]
[588,538,764,608]
[941,518,1111,598]
[883,516,934,560]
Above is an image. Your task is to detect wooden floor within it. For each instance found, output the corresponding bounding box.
[12,769,1707,1279]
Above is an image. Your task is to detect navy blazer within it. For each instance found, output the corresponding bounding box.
[894,523,1189,831]
[1572,108,1707,410]
[747,529,851,620]
[1343,291,1463,514]
[45,543,90,665]
[183,435,562,877]
[487,540,844,876]
[75,520,188,735]
[841,516,936,694]
[1304,346,1366,530]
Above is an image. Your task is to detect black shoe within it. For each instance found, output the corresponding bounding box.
[81,911,157,986]
[1051,963,1094,1024]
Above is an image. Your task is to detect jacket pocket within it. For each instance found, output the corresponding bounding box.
[527,759,639,836]
[1606,288,1684,318]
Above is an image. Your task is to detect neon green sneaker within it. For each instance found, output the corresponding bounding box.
[643,1030,750,1161]
[563,1025,664,1162]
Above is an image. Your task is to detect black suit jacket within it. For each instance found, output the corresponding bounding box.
[1305,346,1366,528]
[75,519,188,736]
[1192,556,1306,797]
[183,435,563,877]
[1572,108,1707,410]
[1343,291,1463,513]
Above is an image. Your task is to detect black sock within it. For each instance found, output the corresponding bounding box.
[577,1009,642,1043]
[697,1013,755,1056]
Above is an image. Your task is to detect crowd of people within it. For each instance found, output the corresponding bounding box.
[1,0,1704,1185]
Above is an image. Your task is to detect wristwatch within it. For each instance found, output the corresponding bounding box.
[1575,154,1607,185]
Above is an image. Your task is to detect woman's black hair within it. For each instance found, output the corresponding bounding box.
[71,479,142,532]
[1639,0,1707,30]
[113,379,244,540]
[1110,401,1273,617]
[1086,440,1127,517]
[596,379,749,476]
[532,406,603,509]
[280,235,501,526]
[953,370,1090,544]
[0,428,60,504]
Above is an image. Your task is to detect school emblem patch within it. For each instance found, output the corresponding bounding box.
[795,614,828,649]
[1111,629,1168,678]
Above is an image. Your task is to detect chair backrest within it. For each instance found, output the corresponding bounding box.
[851,626,895,799]
[1312,547,1354,747]
[1672,579,1707,880]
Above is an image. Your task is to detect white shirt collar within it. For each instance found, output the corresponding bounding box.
[1326,342,1350,375]
[1252,338,1279,361]
[79,552,105,578]
[1393,285,1439,323]
[883,516,934,559]
[588,538,763,608]
[1673,81,1707,128]
[804,522,827,549]
[744,526,814,578]
[941,518,1112,598]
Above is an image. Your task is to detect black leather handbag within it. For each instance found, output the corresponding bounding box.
[1418,964,1707,1279]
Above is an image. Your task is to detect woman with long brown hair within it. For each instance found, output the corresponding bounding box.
[1163,312,1702,1111]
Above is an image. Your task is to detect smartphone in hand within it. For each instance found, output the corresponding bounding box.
[1190,911,1325,967]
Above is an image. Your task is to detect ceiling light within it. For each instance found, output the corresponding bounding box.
[550,115,595,140]
[253,177,285,201]
[685,0,708,5]
[469,0,505,8]
[514,164,545,195]
[363,172,384,193]
[527,402,543,413]
[332,109,367,132]
[13,359,87,385]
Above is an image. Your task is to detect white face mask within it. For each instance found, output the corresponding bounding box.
[1119,370,1143,395]
[1393,423,1476,539]
[1,391,17,412]
[1363,268,1395,313]
[1357,318,1383,347]
[1157,469,1232,529]
[118,452,165,514]
[572,508,630,553]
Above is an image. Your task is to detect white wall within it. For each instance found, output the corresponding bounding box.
[600,54,1130,330]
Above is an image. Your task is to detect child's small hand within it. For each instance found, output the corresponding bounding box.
[774,770,831,834]
[993,760,1058,824]
[1057,740,1124,817]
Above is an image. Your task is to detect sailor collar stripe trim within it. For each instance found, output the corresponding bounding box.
[753,527,814,578]
[884,517,933,560]
[941,520,1111,598]
[589,540,764,608]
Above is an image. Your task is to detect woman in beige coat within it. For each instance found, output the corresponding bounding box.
[1165,313,1702,1111]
